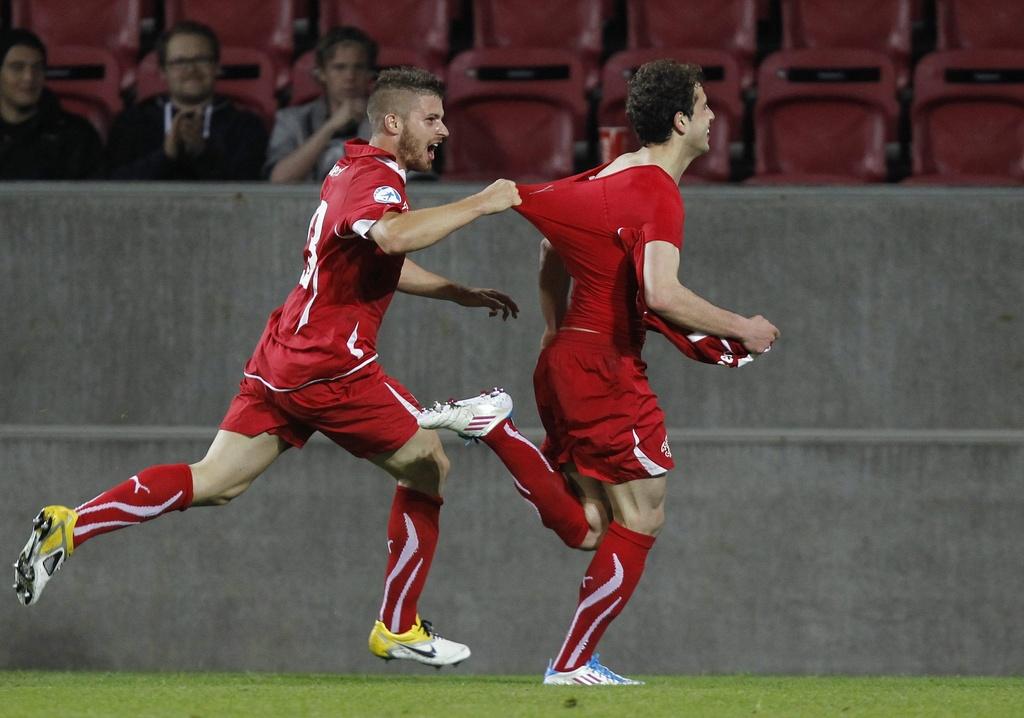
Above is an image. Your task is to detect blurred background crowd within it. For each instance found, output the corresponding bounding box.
[1,0,1021,185]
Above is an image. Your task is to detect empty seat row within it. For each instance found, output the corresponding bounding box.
[40,43,1024,184]
[443,46,1024,185]
[12,0,1024,95]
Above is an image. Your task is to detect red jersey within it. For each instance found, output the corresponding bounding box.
[244,140,410,391]
[516,164,684,353]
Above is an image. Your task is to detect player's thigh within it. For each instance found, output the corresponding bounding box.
[369,427,449,498]
[603,475,667,536]
[190,430,287,505]
[287,366,422,460]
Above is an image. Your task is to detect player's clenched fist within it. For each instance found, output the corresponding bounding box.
[742,314,780,354]
[475,179,522,214]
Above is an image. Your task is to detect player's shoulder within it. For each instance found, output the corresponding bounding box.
[322,156,407,211]
[608,165,680,207]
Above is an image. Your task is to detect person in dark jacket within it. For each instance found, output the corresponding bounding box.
[0,29,102,180]
[106,21,267,180]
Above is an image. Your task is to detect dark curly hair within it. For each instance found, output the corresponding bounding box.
[367,66,444,128]
[316,25,378,70]
[626,60,705,146]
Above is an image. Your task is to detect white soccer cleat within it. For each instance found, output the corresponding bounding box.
[368,616,471,667]
[13,506,78,606]
[542,654,644,685]
[417,388,513,439]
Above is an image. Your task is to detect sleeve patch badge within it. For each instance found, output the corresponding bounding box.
[373,186,402,204]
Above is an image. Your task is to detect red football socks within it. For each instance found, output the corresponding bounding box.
[73,463,194,547]
[552,522,656,672]
[377,485,442,634]
[483,419,589,547]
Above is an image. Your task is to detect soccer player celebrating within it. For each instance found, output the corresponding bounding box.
[13,67,521,668]
[420,60,779,684]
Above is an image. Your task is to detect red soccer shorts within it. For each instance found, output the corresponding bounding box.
[533,330,675,484]
[220,361,420,458]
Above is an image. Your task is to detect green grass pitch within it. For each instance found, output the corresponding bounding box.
[2,672,1022,717]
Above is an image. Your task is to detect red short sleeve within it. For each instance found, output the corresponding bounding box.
[326,164,408,239]
[639,192,684,250]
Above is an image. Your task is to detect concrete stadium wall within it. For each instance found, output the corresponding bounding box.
[0,429,1021,675]
[1,183,1021,429]
[1,183,1022,676]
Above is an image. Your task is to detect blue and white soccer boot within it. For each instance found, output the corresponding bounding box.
[542,654,644,685]
[417,388,513,439]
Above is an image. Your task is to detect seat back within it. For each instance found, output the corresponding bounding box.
[319,0,452,77]
[754,49,898,182]
[164,0,293,90]
[45,45,124,140]
[473,0,605,90]
[443,48,586,181]
[289,50,320,106]
[12,0,141,88]
[598,49,743,181]
[781,0,912,88]
[911,49,1024,182]
[626,0,757,88]
[936,0,1024,51]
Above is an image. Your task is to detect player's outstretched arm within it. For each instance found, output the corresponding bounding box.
[398,259,519,320]
[538,238,570,349]
[370,179,521,255]
[643,240,779,354]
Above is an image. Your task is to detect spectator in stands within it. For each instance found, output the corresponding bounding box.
[0,29,102,180]
[266,26,376,183]
[106,21,267,180]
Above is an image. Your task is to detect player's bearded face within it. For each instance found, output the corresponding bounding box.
[395,94,448,172]
[397,125,432,172]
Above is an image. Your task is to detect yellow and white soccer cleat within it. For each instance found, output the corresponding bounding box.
[368,615,471,667]
[13,505,78,606]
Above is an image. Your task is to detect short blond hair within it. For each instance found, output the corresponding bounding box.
[367,67,444,131]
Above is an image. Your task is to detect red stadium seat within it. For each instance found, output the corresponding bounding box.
[136,48,278,129]
[319,0,452,78]
[289,47,446,108]
[472,0,606,91]
[908,50,1024,185]
[289,51,320,107]
[443,48,586,182]
[11,0,141,90]
[780,0,913,89]
[935,0,1024,51]
[45,46,124,140]
[164,0,293,91]
[598,49,743,182]
[750,49,898,184]
[626,0,758,89]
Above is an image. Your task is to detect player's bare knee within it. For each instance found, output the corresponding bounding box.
[617,505,664,537]
[396,442,448,497]
[573,502,610,550]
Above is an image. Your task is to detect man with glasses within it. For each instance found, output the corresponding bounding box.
[106,21,267,180]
